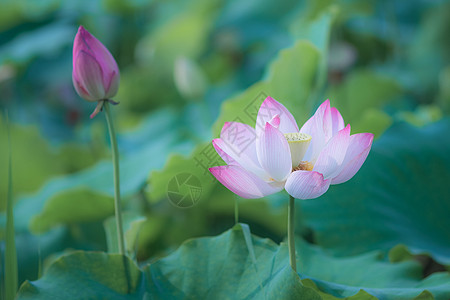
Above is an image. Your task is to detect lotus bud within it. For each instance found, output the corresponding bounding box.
[72,26,120,103]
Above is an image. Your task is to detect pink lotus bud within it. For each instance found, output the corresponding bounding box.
[72,26,120,102]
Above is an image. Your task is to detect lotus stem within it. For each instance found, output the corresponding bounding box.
[104,100,125,255]
[288,195,297,272]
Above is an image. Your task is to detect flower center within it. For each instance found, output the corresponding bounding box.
[293,161,314,172]
[284,132,312,168]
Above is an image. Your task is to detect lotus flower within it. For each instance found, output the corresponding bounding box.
[209,97,373,200]
[72,26,120,103]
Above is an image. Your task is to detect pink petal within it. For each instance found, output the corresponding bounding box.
[209,165,284,199]
[256,96,298,136]
[285,170,331,200]
[331,133,374,184]
[73,26,120,98]
[330,107,345,136]
[104,70,119,99]
[256,122,292,182]
[217,122,268,179]
[269,114,280,128]
[300,100,330,162]
[313,124,351,179]
[212,139,236,165]
[72,76,95,102]
[74,51,106,100]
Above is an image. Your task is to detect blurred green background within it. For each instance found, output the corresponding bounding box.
[1,0,450,298]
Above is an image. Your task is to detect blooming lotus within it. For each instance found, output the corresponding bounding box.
[209,97,373,200]
[72,26,120,104]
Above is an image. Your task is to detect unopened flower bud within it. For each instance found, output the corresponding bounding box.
[72,26,120,102]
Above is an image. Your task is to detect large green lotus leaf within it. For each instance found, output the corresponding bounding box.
[295,239,450,300]
[17,251,143,300]
[146,225,321,299]
[299,118,450,264]
[16,227,323,299]
[19,226,448,299]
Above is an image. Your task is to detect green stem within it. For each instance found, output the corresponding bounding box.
[5,111,18,300]
[288,195,297,272]
[234,198,239,224]
[104,101,125,255]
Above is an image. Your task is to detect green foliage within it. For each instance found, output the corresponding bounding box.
[296,238,450,299]
[104,212,146,255]
[299,119,450,265]
[0,116,100,211]
[3,0,450,298]
[326,70,402,136]
[10,109,192,233]
[17,226,323,299]
[5,113,18,300]
[17,226,450,299]
[17,252,142,299]
[30,189,114,234]
[213,40,321,136]
[147,225,322,299]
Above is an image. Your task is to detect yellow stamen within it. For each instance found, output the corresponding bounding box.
[293,161,314,172]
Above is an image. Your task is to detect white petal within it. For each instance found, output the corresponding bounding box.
[256,122,292,181]
[256,96,298,136]
[331,133,374,184]
[285,170,331,200]
[313,124,351,179]
[209,165,284,199]
[300,100,330,162]
[217,122,268,179]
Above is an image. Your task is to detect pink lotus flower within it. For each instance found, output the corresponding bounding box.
[72,26,120,102]
[209,97,373,200]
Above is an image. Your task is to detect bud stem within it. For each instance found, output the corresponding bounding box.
[288,195,297,273]
[104,101,126,255]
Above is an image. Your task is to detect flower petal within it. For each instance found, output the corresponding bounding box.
[72,76,95,102]
[74,51,106,100]
[212,139,236,165]
[330,106,345,136]
[269,114,280,128]
[313,124,351,179]
[300,100,331,162]
[256,96,298,136]
[217,122,268,179]
[104,70,119,99]
[331,133,374,184]
[73,26,120,98]
[285,170,331,200]
[209,165,284,199]
[257,122,292,181]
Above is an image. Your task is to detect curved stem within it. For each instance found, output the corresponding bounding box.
[104,101,125,255]
[288,195,297,272]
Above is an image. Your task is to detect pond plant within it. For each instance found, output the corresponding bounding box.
[1,1,450,299]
